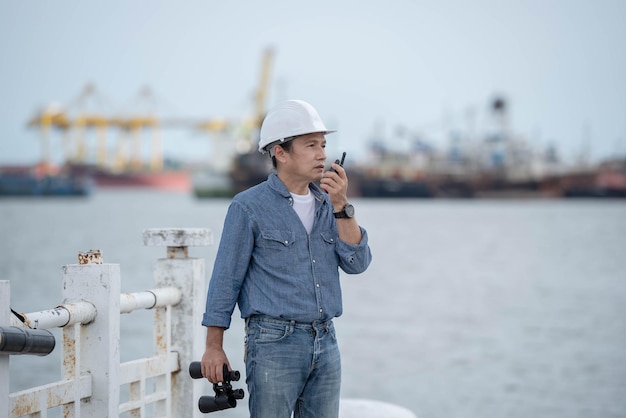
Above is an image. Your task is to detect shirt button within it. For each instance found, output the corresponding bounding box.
[319,309,323,313]
[284,240,289,245]
[312,259,316,263]
[316,283,320,287]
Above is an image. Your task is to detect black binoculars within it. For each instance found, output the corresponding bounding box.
[189,361,245,413]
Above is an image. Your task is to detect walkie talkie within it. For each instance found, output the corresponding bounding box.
[329,152,346,173]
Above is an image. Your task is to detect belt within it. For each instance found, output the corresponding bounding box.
[246,314,333,330]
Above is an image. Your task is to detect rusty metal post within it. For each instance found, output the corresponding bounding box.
[1,281,9,418]
[62,259,121,417]
[143,228,212,418]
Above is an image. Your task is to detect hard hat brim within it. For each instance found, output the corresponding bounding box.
[260,129,337,155]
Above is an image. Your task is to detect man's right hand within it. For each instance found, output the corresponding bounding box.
[201,326,231,383]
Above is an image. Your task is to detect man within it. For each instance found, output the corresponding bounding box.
[201,99,372,417]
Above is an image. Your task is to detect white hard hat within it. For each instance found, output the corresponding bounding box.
[258,99,336,154]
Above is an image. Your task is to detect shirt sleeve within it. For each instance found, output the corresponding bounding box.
[202,201,254,329]
[336,227,372,274]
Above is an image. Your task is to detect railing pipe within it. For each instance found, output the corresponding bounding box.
[119,287,182,314]
[0,327,55,356]
[12,287,181,328]
[11,302,97,329]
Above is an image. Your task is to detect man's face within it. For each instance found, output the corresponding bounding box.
[280,132,327,181]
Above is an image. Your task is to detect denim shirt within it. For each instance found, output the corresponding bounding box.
[202,173,372,329]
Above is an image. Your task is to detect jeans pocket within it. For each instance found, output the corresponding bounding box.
[255,322,291,344]
[325,322,338,343]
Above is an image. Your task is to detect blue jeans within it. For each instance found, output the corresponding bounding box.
[244,315,342,418]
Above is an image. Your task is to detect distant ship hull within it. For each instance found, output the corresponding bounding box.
[0,165,93,197]
[355,177,435,198]
[94,170,192,193]
[69,164,192,193]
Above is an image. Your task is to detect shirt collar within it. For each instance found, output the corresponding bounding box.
[267,173,327,204]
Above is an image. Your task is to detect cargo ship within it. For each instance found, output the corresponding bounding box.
[0,164,93,197]
[68,163,191,193]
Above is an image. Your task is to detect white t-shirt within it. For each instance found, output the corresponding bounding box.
[290,189,315,234]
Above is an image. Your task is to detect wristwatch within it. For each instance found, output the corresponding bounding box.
[333,203,355,219]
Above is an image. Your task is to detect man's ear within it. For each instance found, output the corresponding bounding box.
[273,144,288,164]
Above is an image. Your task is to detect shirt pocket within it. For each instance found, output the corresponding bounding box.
[258,229,295,250]
[320,231,338,246]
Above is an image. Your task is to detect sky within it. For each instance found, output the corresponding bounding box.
[1,0,625,167]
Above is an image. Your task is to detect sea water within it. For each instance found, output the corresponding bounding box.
[1,191,625,418]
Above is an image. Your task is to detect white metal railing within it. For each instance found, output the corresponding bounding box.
[1,228,213,418]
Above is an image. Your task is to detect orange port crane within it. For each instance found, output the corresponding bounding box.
[26,47,275,172]
[27,84,178,172]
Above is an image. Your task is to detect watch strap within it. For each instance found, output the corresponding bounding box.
[333,203,354,219]
[334,209,348,218]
